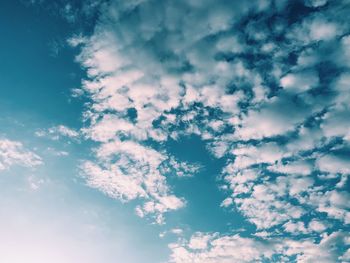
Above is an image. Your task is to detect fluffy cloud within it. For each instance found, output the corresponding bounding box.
[73,0,269,223]
[69,0,350,258]
[233,92,313,140]
[280,70,319,93]
[0,139,42,171]
[169,231,350,263]
[316,154,350,175]
[303,190,350,224]
[81,139,202,223]
[169,233,277,263]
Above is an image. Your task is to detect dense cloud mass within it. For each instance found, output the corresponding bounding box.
[71,0,350,261]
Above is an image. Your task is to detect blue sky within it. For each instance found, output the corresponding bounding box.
[1,0,350,262]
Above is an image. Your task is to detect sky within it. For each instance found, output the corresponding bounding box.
[0,0,350,262]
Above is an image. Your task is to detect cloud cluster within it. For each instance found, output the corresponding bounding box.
[82,139,200,223]
[70,0,350,260]
[72,0,271,222]
[0,139,42,171]
[169,231,350,263]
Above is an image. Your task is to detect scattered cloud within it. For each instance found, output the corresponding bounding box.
[67,0,350,259]
[169,231,350,263]
[0,139,42,171]
[35,125,79,141]
[81,139,201,223]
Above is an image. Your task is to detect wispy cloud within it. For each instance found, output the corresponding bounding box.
[35,125,79,141]
[0,138,42,171]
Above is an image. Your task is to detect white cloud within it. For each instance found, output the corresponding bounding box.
[82,160,148,201]
[35,125,79,140]
[309,20,339,41]
[300,190,350,224]
[280,71,319,93]
[289,15,342,44]
[169,233,276,263]
[0,139,42,171]
[285,126,323,153]
[308,220,327,233]
[188,232,213,250]
[283,231,349,263]
[283,221,308,234]
[80,138,204,222]
[269,160,313,176]
[233,93,311,140]
[340,35,350,68]
[223,156,318,229]
[231,142,287,170]
[171,228,183,235]
[316,154,350,175]
[234,181,305,229]
[73,0,268,224]
[220,197,233,208]
[169,231,350,263]
[69,0,350,250]
[340,248,350,261]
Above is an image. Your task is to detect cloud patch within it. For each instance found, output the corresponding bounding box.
[0,139,42,171]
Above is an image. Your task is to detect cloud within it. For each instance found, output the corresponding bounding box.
[81,138,201,223]
[233,179,305,229]
[308,220,327,233]
[0,139,42,171]
[35,125,79,141]
[304,190,350,224]
[69,0,350,256]
[170,228,183,235]
[288,13,343,44]
[316,154,350,175]
[72,0,270,223]
[269,160,313,176]
[233,92,313,140]
[169,231,350,263]
[169,233,276,263]
[280,70,319,93]
[304,0,328,7]
[283,221,308,235]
